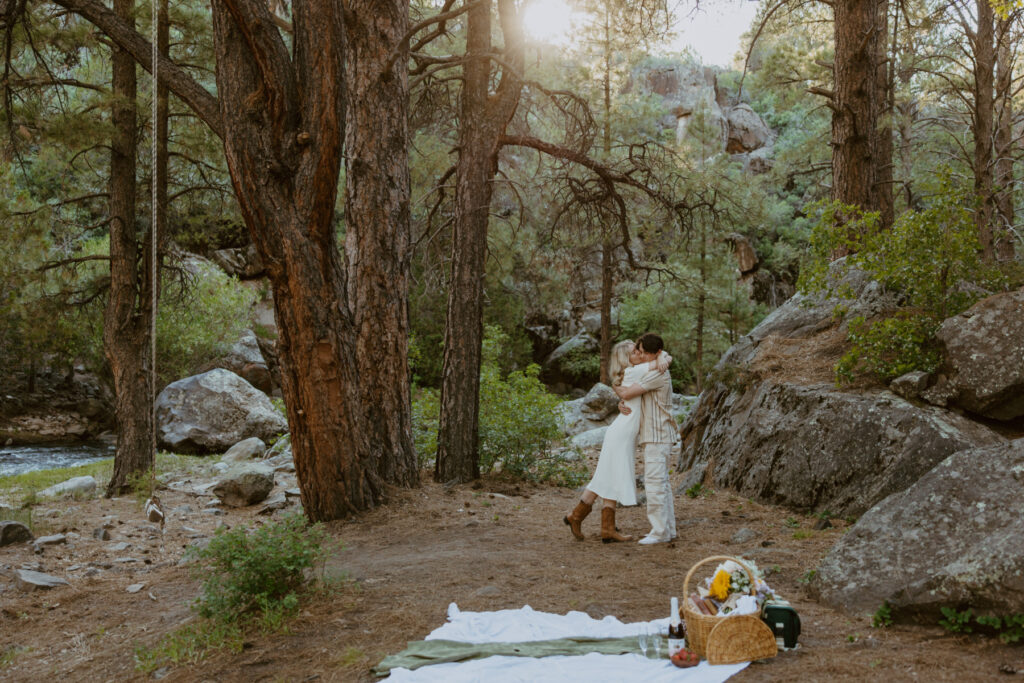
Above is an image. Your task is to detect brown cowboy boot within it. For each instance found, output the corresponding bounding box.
[563,500,592,541]
[601,507,634,543]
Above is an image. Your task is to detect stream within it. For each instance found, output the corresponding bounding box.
[0,442,115,478]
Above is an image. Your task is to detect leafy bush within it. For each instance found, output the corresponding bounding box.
[872,601,893,628]
[939,607,973,634]
[799,177,1005,384]
[187,512,329,624]
[835,313,941,384]
[559,345,601,383]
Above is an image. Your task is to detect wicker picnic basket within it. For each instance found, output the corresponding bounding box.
[682,555,778,665]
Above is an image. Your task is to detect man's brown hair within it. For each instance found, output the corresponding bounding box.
[636,332,664,354]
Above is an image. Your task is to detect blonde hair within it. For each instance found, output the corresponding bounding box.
[608,340,633,387]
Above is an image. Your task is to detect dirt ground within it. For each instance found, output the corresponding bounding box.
[2,469,1023,682]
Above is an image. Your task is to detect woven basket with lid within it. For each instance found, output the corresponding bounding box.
[682,555,778,665]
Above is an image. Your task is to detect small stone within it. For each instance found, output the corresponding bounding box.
[93,528,111,541]
[107,542,131,552]
[202,508,224,516]
[256,493,288,516]
[730,528,758,545]
[813,518,833,531]
[221,437,267,463]
[0,521,33,547]
[84,568,101,577]
[284,488,301,499]
[126,583,146,593]
[16,569,69,590]
[37,476,97,498]
[113,557,139,563]
[32,534,67,552]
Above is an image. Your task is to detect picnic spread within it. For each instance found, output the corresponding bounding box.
[375,555,800,681]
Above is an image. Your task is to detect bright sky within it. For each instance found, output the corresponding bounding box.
[521,0,762,69]
[670,0,762,68]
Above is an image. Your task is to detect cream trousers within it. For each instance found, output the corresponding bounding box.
[642,442,676,540]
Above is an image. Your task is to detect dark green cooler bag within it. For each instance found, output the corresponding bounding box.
[761,598,801,648]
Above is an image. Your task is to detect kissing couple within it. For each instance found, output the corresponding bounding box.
[563,332,678,545]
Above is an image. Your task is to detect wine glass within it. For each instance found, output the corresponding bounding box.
[637,625,649,658]
[652,634,662,659]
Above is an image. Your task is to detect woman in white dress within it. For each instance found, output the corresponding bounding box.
[563,340,669,543]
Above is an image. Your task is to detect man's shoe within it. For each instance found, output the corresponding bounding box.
[638,534,670,545]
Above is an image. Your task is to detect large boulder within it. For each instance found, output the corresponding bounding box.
[580,383,619,421]
[212,463,275,507]
[813,439,1024,618]
[221,437,267,463]
[199,329,274,394]
[679,380,1004,516]
[556,398,616,437]
[156,369,287,454]
[542,332,599,388]
[726,104,773,153]
[927,288,1024,420]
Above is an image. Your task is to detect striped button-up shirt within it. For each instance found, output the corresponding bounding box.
[637,369,675,445]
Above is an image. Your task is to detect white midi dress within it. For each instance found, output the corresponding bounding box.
[585,363,653,506]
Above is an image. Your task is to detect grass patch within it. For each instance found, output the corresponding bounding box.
[133,620,245,673]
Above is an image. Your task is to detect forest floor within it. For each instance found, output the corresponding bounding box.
[2,467,1023,682]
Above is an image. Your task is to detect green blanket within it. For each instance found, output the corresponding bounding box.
[374,636,663,676]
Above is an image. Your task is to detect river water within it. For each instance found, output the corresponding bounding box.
[0,442,115,477]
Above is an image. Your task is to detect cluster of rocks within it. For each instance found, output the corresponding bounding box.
[0,430,301,596]
[629,62,775,172]
[677,261,1024,621]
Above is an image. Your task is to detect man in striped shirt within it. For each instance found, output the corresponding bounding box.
[614,333,677,545]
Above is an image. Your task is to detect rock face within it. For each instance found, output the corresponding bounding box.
[814,439,1024,618]
[212,463,275,507]
[197,329,274,394]
[928,288,1024,420]
[156,369,288,454]
[678,262,1002,516]
[679,380,1004,516]
[37,476,97,499]
[0,521,33,546]
[542,332,599,388]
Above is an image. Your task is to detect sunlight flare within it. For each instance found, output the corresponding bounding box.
[522,0,576,46]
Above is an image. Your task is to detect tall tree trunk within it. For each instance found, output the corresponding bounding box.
[436,0,522,482]
[597,4,614,384]
[209,0,386,521]
[973,0,996,262]
[345,2,418,487]
[598,238,613,385]
[105,0,153,495]
[832,0,886,236]
[994,14,1015,261]
[873,0,894,229]
[694,219,706,394]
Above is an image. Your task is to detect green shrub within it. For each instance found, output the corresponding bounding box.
[872,601,893,628]
[939,607,974,634]
[411,386,440,466]
[799,175,1004,384]
[187,512,329,624]
[559,346,601,383]
[836,313,941,384]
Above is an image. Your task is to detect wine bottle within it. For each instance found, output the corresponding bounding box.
[668,596,685,656]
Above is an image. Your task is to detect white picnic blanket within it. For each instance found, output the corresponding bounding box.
[385,603,750,682]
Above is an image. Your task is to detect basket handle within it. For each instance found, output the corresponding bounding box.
[683,555,759,598]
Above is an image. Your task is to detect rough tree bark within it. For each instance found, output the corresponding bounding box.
[56,0,419,519]
[104,0,154,496]
[831,0,890,238]
[345,2,418,487]
[973,0,997,262]
[994,13,1016,261]
[435,0,522,483]
[872,0,893,229]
